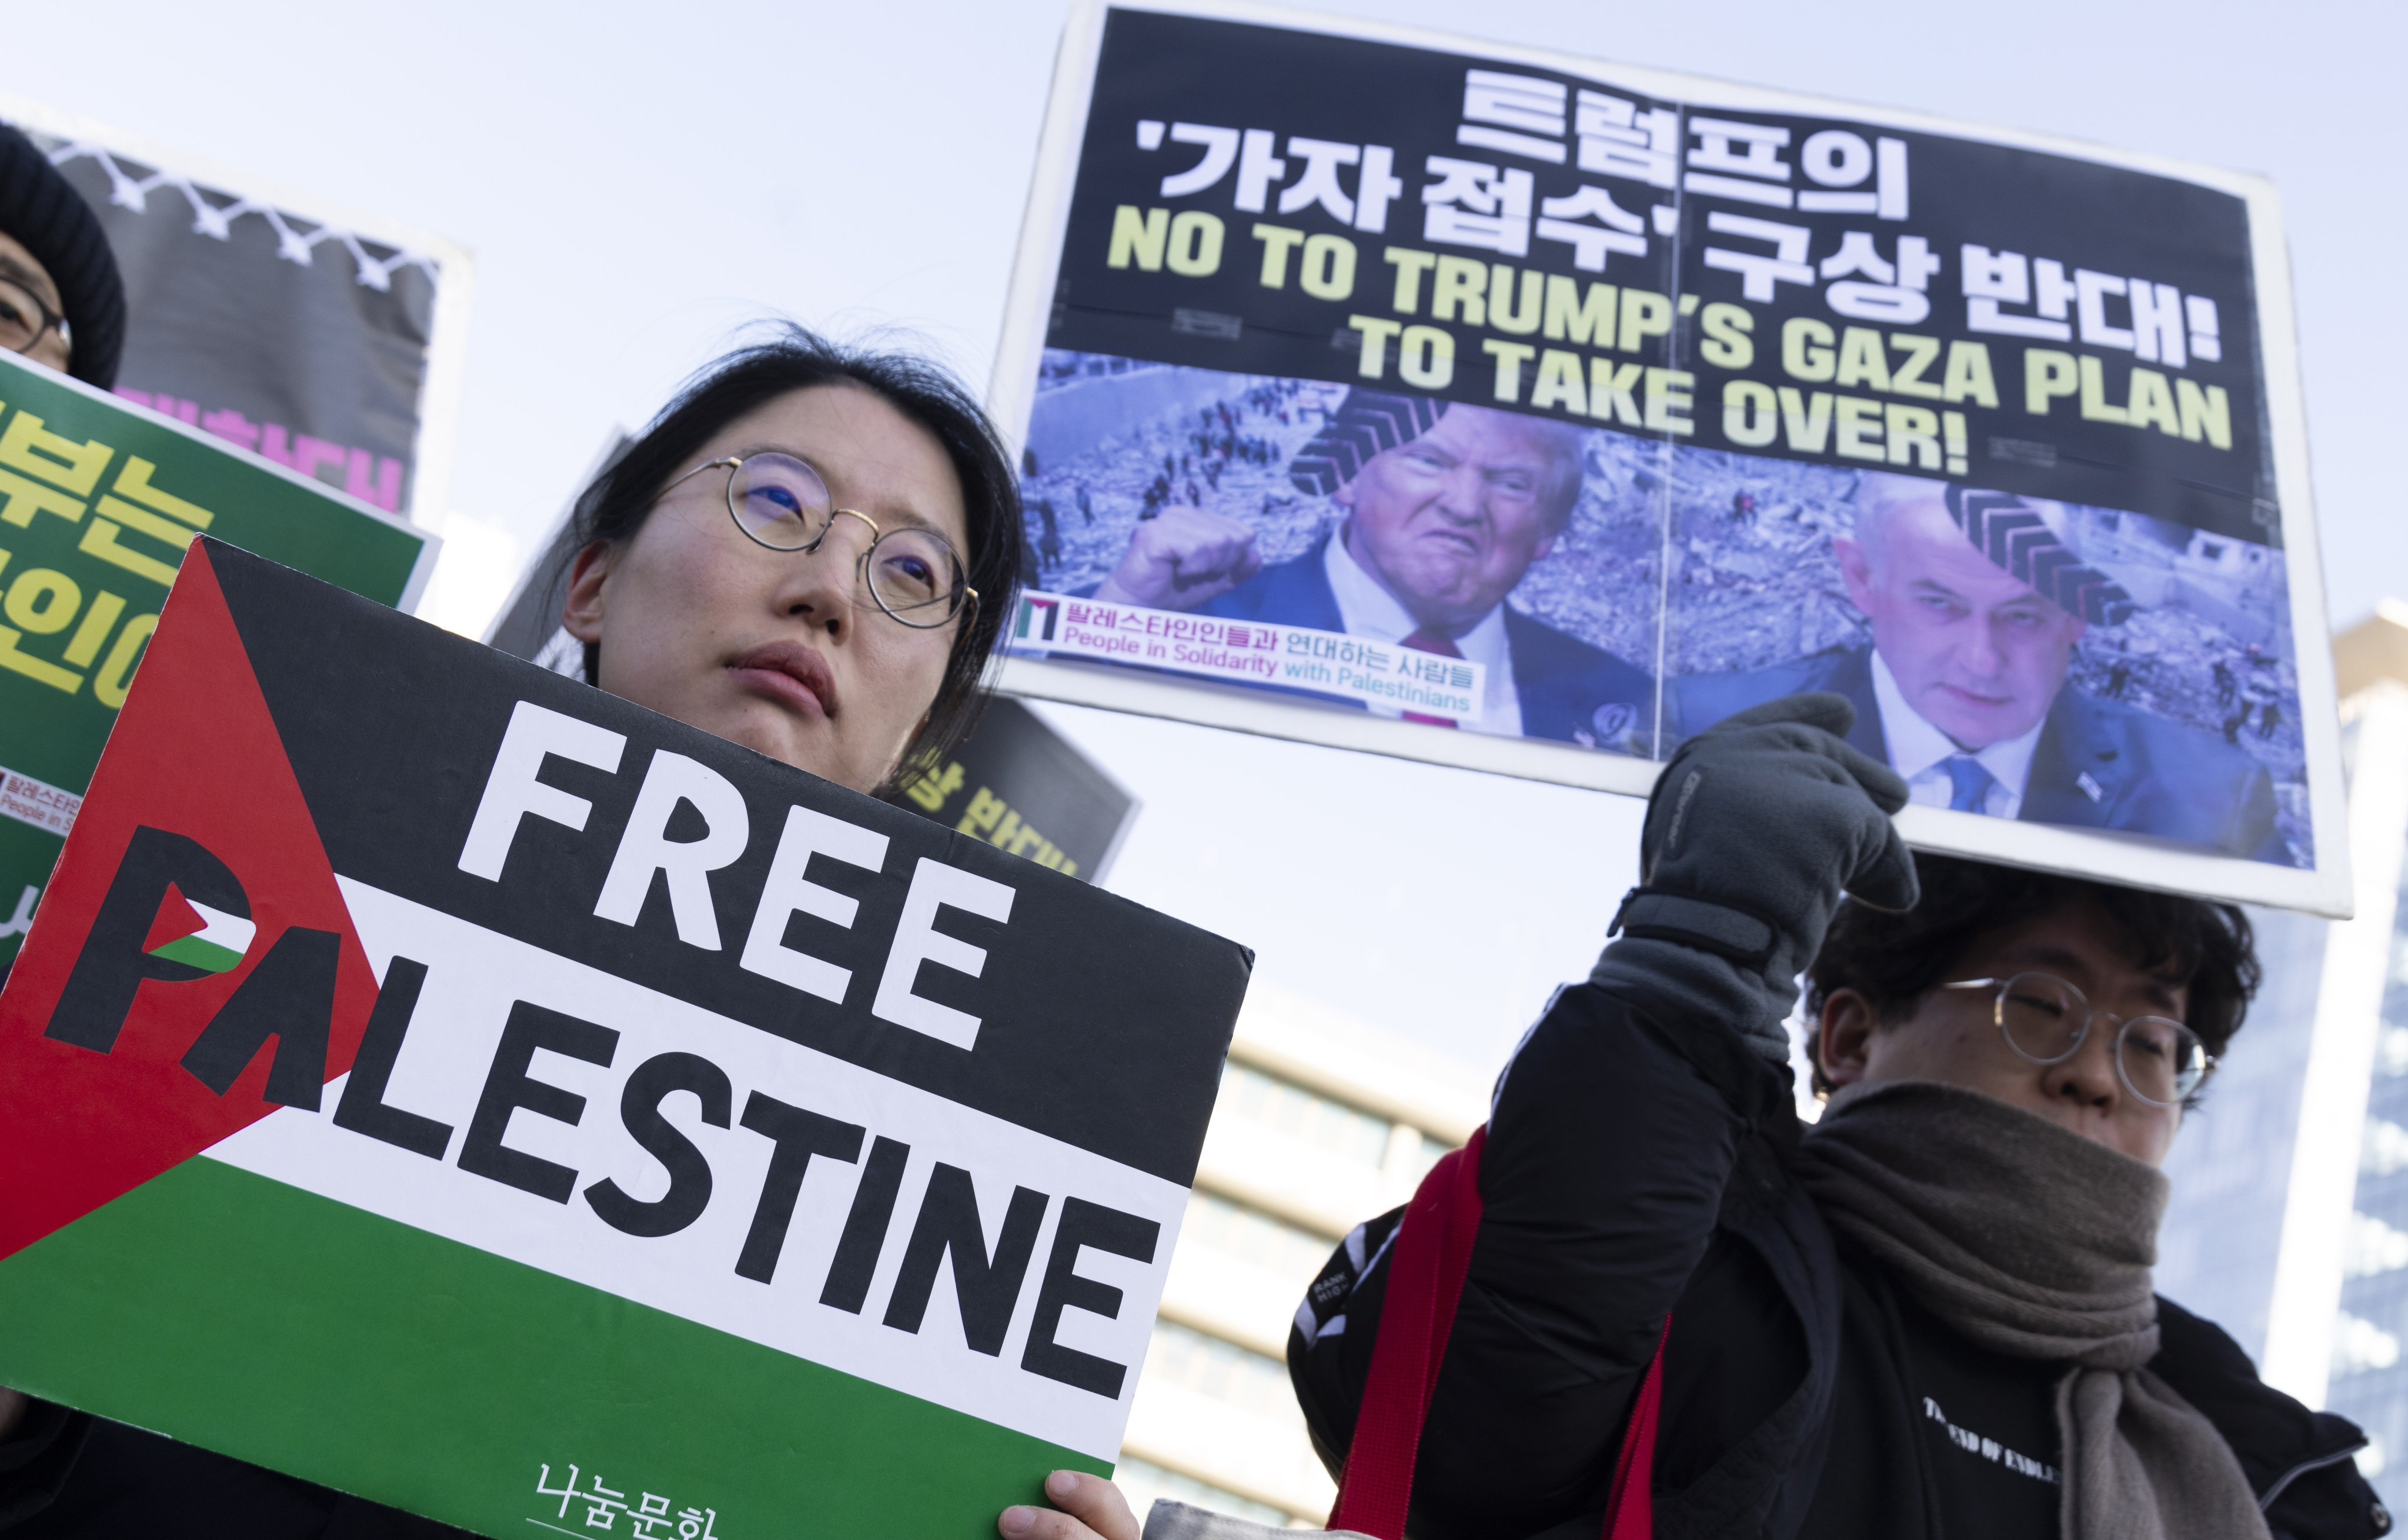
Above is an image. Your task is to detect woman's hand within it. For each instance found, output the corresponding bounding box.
[999,1469,1141,1540]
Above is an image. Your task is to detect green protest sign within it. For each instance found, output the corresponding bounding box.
[0,350,433,966]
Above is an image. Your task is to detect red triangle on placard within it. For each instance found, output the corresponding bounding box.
[0,543,380,1259]
[140,883,206,955]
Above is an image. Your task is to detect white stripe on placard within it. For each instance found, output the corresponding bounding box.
[203,877,1187,1460]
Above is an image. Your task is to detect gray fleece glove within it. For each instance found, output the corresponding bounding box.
[1601,692,1919,1061]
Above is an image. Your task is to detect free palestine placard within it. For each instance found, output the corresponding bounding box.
[0,539,1250,1538]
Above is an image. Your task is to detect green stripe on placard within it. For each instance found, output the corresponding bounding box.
[145,934,243,972]
[0,1158,1103,1537]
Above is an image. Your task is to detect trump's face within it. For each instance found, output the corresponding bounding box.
[1835,495,2086,750]
[1335,405,1578,634]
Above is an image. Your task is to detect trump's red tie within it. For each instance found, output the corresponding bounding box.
[1401,627,1462,728]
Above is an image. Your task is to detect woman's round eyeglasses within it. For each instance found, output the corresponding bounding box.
[0,274,68,363]
[1939,973,2214,1108]
[663,452,976,629]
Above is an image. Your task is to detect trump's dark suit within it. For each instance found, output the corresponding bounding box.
[1199,539,1655,750]
[1672,644,2291,864]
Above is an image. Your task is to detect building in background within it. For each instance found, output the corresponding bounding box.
[1113,984,1484,1527]
[2157,603,2408,1504]
[2153,900,2326,1362]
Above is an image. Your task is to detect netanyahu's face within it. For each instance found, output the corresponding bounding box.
[1835,496,2087,750]
[1335,406,1578,634]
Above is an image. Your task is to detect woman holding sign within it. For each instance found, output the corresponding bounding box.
[0,326,1128,1538]
[557,325,1021,796]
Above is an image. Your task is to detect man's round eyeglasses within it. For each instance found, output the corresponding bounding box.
[0,275,68,362]
[663,452,976,630]
[1939,973,2214,1108]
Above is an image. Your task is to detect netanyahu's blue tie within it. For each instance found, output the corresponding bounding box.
[1943,754,1996,813]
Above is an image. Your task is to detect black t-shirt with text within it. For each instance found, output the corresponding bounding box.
[1802,1245,2065,1538]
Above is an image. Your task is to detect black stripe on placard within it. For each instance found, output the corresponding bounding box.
[198,541,1247,1187]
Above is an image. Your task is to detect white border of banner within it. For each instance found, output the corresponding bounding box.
[989,0,2350,917]
[0,88,476,539]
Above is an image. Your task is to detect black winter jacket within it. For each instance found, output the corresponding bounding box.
[0,1401,472,1538]
[1290,978,2389,1540]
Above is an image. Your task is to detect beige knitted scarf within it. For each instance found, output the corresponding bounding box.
[1795,1080,2269,1540]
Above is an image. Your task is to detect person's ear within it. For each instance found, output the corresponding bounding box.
[1818,988,1882,1088]
[561,541,614,645]
[1833,537,1876,613]
[1332,476,1358,510]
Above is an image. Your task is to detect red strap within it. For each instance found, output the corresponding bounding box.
[1327,1127,1486,1539]
[1603,1317,1672,1540]
[1325,1124,1671,1540]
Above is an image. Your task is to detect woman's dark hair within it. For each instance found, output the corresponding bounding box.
[1802,853,2259,1099]
[565,323,1023,793]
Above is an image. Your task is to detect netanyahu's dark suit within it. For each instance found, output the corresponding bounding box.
[1672,643,2290,864]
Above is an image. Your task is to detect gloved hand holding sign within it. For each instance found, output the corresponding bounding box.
[1607,692,1921,1062]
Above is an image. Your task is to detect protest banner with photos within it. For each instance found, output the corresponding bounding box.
[0,540,1251,1536]
[0,350,434,970]
[0,89,473,523]
[992,0,2347,914]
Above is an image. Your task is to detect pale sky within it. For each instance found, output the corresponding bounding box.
[14,0,2396,1076]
